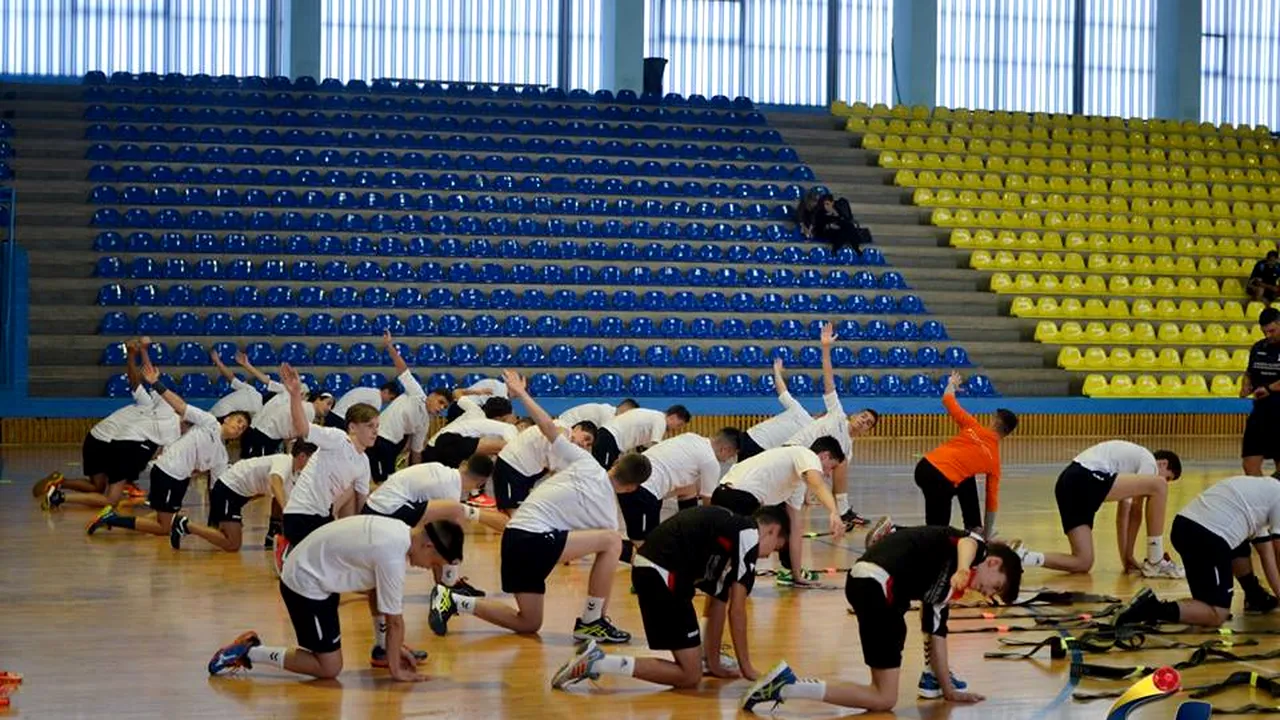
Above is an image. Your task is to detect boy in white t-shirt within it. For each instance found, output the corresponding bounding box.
[492,419,598,513]
[428,370,651,645]
[738,360,813,462]
[209,514,463,680]
[1012,441,1184,578]
[592,404,691,469]
[209,347,281,420]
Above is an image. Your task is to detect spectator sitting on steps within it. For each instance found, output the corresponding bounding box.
[1248,250,1280,303]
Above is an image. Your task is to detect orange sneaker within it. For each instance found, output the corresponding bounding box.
[32,472,62,499]
[272,534,289,575]
[465,492,496,509]
[122,482,146,499]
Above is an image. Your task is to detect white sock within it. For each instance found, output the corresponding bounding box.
[441,563,461,587]
[456,594,477,613]
[1146,536,1164,564]
[781,678,827,700]
[596,654,635,677]
[835,493,850,515]
[248,645,287,669]
[581,596,605,623]
[372,615,387,648]
[1024,551,1046,568]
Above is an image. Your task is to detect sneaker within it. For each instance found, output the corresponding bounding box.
[918,670,968,699]
[551,639,604,689]
[263,521,282,550]
[1140,554,1185,579]
[573,616,631,644]
[32,472,62,499]
[449,577,486,598]
[702,644,739,676]
[465,492,497,509]
[170,514,189,550]
[272,534,289,575]
[370,645,428,668]
[428,585,457,636]
[1008,539,1030,561]
[840,509,868,531]
[40,480,65,512]
[208,631,261,675]
[865,515,895,549]
[774,568,821,587]
[740,660,798,713]
[1245,593,1279,615]
[1114,587,1160,627]
[86,506,117,535]
[122,482,146,499]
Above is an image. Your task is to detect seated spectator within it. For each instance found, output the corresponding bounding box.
[796,189,823,238]
[816,194,870,256]
[1248,251,1280,302]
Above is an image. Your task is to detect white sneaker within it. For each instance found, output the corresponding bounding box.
[1140,554,1185,579]
[1008,539,1031,562]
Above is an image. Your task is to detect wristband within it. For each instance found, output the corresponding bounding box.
[145,381,163,394]
[464,505,480,522]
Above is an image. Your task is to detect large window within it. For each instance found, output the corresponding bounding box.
[936,0,1075,113]
[1,0,278,77]
[835,0,894,106]
[1201,0,1280,129]
[1081,0,1157,118]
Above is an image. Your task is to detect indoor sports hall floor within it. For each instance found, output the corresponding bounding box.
[1,436,1275,719]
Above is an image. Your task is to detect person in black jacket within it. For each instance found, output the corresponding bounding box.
[800,191,870,256]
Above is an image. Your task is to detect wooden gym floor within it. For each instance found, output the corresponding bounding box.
[1,436,1277,719]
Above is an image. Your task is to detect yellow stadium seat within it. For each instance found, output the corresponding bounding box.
[1133,375,1161,397]
[1184,374,1210,397]
[1109,375,1135,396]
[1183,348,1208,369]
[1082,374,1110,397]
[1210,375,1238,397]
[1058,347,1083,369]
[989,274,1013,293]
[1106,299,1130,318]
[1107,322,1133,342]
[1084,322,1110,341]
[1205,324,1228,343]
[1061,298,1084,316]
[1131,299,1155,319]
[1109,348,1134,368]
[1158,375,1185,396]
[1035,321,1060,342]
[1133,348,1158,369]
[1082,298,1107,317]
[1207,349,1233,370]
[969,250,993,269]
[1231,349,1249,370]
[1157,348,1182,368]
[1182,323,1206,343]
[1010,297,1036,317]
[1081,347,1108,368]
[1133,322,1157,343]
[1062,274,1085,292]
[1227,325,1253,344]
[1037,274,1061,292]
[1060,322,1085,341]
[1157,323,1182,342]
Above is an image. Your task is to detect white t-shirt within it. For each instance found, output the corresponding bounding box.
[281,515,412,615]
[558,403,617,429]
[430,416,518,445]
[155,406,228,481]
[602,408,667,451]
[720,445,822,509]
[1073,440,1158,477]
[366,463,463,515]
[216,453,294,499]
[497,424,560,477]
[465,378,508,398]
[641,434,724,500]
[251,389,316,440]
[210,378,281,418]
[333,386,383,419]
[785,392,851,460]
[377,371,429,452]
[507,435,620,534]
[746,391,813,450]
[285,425,372,517]
[1178,475,1280,548]
[91,385,182,447]
[454,395,486,419]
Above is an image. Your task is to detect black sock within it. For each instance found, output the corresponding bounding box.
[619,539,634,564]
[1239,573,1265,599]
[105,514,136,530]
[1155,599,1181,623]
[677,497,698,511]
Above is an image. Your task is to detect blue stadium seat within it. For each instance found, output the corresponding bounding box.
[943,346,970,366]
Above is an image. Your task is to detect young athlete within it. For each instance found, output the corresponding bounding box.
[1011,441,1184,578]
[1114,475,1280,628]
[240,381,331,459]
[362,456,506,597]
[592,404,691,469]
[492,419,598,513]
[558,402,626,430]
[327,380,400,430]
[209,348,281,421]
[367,332,431,484]
[741,525,1023,712]
[618,429,741,548]
[1242,308,1280,476]
[738,360,814,462]
[914,371,1017,537]
[445,377,509,421]
[712,439,847,584]
[87,363,249,538]
[169,442,316,552]
[551,505,789,691]
[425,405,518,469]
[208,514,462,680]
[427,370,651,644]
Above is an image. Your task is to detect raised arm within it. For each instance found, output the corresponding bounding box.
[210,348,237,382]
[125,338,143,389]
[504,370,557,443]
[819,322,836,397]
[383,330,408,377]
[236,351,272,386]
[942,372,979,429]
[140,360,190,417]
[280,363,310,439]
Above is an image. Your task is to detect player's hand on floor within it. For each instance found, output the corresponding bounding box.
[943,689,985,703]
[737,663,759,682]
[705,661,740,680]
[827,512,845,539]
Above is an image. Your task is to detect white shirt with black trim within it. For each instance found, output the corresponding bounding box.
[155,406,228,481]
[285,425,372,517]
[507,435,619,533]
[210,378,282,418]
[641,434,723,500]
[465,378,508,398]
[429,416,518,446]
[557,403,617,429]
[366,463,463,515]
[333,386,383,419]
[601,408,667,451]
[1178,475,1280,548]
[251,386,315,440]
[746,391,813,450]
[720,445,822,509]
[281,515,412,615]
[216,453,294,499]
[1073,440,1158,477]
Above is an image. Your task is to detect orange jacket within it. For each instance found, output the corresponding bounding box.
[923,394,1003,512]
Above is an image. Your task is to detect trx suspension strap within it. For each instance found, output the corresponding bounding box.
[952,589,1122,608]
[1072,646,1280,681]
[985,633,1256,660]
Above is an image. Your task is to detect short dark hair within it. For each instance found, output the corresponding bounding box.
[665,404,692,423]
[808,435,846,463]
[428,388,452,403]
[424,520,465,563]
[306,390,333,403]
[860,408,880,427]
[1267,250,1279,260]
[752,504,790,541]
[462,454,494,478]
[612,452,652,487]
[222,410,251,427]
[292,441,318,458]
[572,420,598,442]
[715,427,743,451]
[1261,308,1280,327]
[618,398,640,411]
[987,543,1024,605]
[1154,449,1182,480]
[482,397,514,419]
[994,408,1018,436]
[379,381,402,396]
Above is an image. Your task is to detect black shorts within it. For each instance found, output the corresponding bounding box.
[1171,515,1236,610]
[361,500,427,527]
[282,512,334,546]
[845,575,907,669]
[1054,462,1117,533]
[81,434,114,479]
[84,435,156,485]
[493,456,545,510]
[1242,402,1280,460]
[633,564,700,651]
[591,428,622,469]
[500,527,568,595]
[618,486,663,541]
[239,426,281,459]
[368,436,407,484]
[432,433,480,469]
[445,402,466,423]
[737,432,765,462]
[207,480,253,525]
[279,581,341,654]
[710,485,762,516]
[147,465,190,514]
